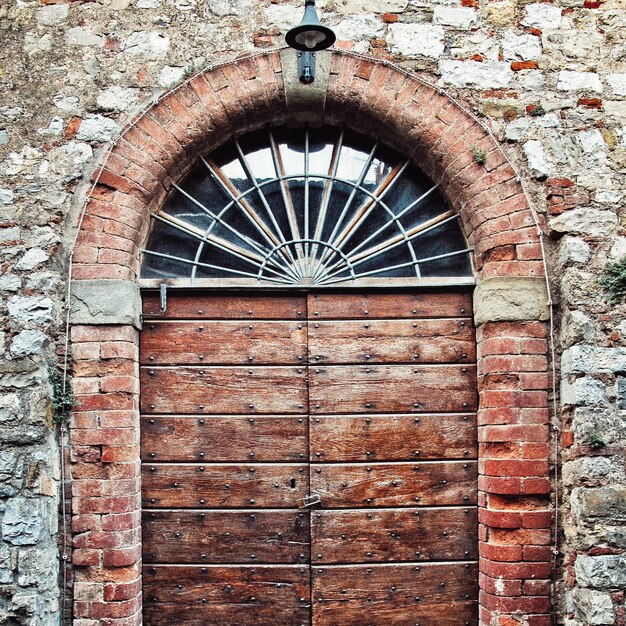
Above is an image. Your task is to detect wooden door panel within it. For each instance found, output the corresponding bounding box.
[311,562,478,626]
[141,321,307,365]
[309,414,477,461]
[141,416,307,462]
[309,292,472,319]
[143,293,307,319]
[144,565,310,626]
[310,462,477,508]
[140,290,479,626]
[308,319,475,364]
[143,510,310,564]
[309,365,477,414]
[310,508,477,563]
[141,366,307,414]
[142,464,308,508]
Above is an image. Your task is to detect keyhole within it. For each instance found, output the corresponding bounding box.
[290,478,297,489]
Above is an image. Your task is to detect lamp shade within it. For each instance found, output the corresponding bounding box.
[285,0,336,52]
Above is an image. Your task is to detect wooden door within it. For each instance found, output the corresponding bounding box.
[140,291,478,626]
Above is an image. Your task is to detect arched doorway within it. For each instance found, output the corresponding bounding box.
[69,50,551,626]
[138,127,479,625]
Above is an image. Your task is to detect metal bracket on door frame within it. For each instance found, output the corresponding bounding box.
[160,283,167,313]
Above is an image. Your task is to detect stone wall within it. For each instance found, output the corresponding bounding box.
[0,0,625,624]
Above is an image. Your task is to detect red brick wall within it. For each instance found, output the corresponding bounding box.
[69,50,551,625]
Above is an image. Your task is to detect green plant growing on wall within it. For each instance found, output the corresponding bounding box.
[48,361,75,425]
[588,432,606,450]
[599,257,626,304]
[471,146,487,166]
[529,103,546,117]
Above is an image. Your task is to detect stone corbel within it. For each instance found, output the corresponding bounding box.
[473,276,550,326]
[70,280,142,329]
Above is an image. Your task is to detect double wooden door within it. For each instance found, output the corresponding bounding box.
[140,291,478,625]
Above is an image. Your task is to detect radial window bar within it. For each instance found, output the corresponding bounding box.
[140,127,475,287]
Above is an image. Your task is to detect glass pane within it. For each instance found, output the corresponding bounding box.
[273,127,305,177]
[140,125,473,285]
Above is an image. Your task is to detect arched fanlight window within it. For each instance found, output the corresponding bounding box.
[140,127,474,287]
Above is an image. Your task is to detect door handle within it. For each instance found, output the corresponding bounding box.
[296,494,321,509]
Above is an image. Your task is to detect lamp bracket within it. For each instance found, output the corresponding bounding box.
[297,51,316,84]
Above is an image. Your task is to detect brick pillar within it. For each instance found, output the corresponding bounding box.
[477,321,552,626]
[70,324,142,625]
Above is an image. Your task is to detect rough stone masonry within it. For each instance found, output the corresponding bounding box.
[0,0,625,624]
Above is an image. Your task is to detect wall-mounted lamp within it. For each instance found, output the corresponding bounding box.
[285,0,336,84]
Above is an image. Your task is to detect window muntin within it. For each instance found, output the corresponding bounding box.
[140,127,474,287]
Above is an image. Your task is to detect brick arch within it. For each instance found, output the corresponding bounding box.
[70,49,551,626]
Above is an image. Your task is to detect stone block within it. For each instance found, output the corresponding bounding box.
[562,345,626,375]
[35,4,69,25]
[67,27,104,47]
[573,588,615,625]
[523,139,552,180]
[575,554,626,588]
[0,189,13,205]
[334,0,409,12]
[15,248,49,272]
[486,1,516,26]
[561,376,606,407]
[572,486,626,522]
[522,3,562,29]
[7,296,54,327]
[335,14,384,41]
[75,115,118,143]
[562,457,617,486]
[9,330,49,357]
[388,24,444,59]
[557,237,591,267]
[609,237,626,260]
[0,274,21,293]
[473,277,550,326]
[557,71,603,93]
[124,31,170,57]
[572,407,626,448]
[503,32,542,61]
[1,498,47,546]
[549,209,618,237]
[607,73,626,97]
[70,280,142,329]
[439,60,513,89]
[96,86,140,112]
[208,0,252,16]
[433,7,477,30]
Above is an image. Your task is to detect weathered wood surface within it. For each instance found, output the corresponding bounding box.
[141,321,307,365]
[143,510,310,563]
[309,414,476,461]
[142,463,308,508]
[141,366,308,414]
[143,565,310,626]
[308,291,472,319]
[308,319,475,364]
[309,462,477,508]
[311,562,477,626]
[310,508,477,563]
[309,365,477,414]
[140,290,479,626]
[141,416,307,462]
[143,293,307,319]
